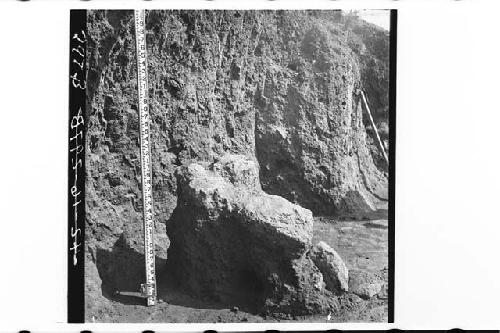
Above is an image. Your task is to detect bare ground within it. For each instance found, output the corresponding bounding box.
[89,215,388,323]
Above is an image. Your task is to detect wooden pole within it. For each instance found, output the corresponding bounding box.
[361,91,389,165]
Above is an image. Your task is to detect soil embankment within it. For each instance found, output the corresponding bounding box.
[84,10,389,322]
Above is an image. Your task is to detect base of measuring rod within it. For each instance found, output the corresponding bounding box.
[140,283,157,306]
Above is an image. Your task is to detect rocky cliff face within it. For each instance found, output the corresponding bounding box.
[252,19,388,216]
[346,16,390,171]
[84,10,389,319]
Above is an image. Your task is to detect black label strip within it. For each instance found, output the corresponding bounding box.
[68,9,87,323]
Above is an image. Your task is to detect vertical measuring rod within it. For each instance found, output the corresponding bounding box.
[134,9,157,307]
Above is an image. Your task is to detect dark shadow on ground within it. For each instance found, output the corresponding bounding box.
[96,234,167,306]
[366,208,388,220]
[158,262,265,314]
[95,233,261,314]
[363,221,388,229]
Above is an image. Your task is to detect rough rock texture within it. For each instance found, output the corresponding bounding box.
[310,241,349,293]
[249,13,388,216]
[345,15,390,172]
[167,155,339,315]
[85,11,174,319]
[348,270,385,299]
[84,10,389,319]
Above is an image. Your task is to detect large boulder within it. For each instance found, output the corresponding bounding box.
[166,155,338,315]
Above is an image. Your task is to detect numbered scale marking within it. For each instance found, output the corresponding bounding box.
[135,9,157,307]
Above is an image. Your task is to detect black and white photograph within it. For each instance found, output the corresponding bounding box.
[80,9,394,323]
[4,0,500,331]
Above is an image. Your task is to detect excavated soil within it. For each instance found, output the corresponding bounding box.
[87,215,388,323]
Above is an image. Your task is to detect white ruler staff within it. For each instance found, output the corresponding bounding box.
[134,9,157,307]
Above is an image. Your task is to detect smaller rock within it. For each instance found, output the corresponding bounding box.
[377,282,389,299]
[231,306,239,313]
[348,270,384,299]
[310,241,349,293]
[311,268,325,291]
